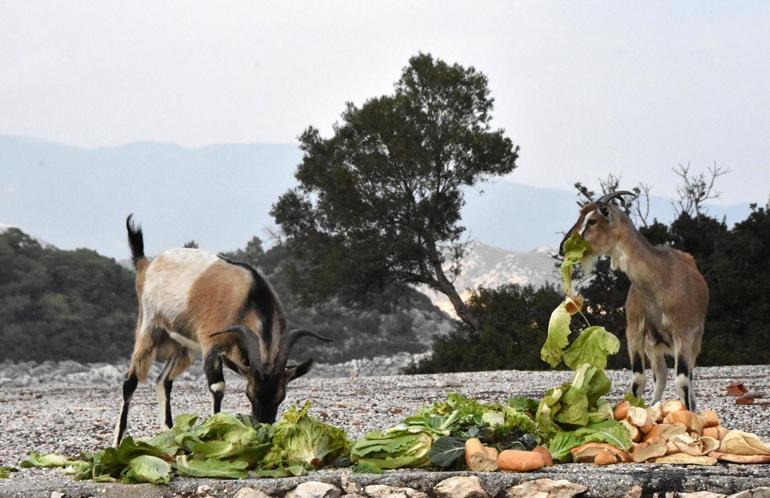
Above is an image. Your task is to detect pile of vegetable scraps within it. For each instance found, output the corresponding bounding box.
[18,401,349,484]
[10,232,770,483]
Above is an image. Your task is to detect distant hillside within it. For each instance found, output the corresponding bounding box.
[0,225,453,364]
[419,242,559,316]
[1,135,753,258]
[0,136,301,258]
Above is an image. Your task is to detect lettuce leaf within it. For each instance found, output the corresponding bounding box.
[427,436,466,469]
[123,455,172,484]
[71,436,171,483]
[350,430,432,471]
[547,419,633,462]
[541,303,572,368]
[560,233,590,295]
[174,455,248,479]
[0,466,17,479]
[507,396,540,413]
[20,452,81,468]
[261,401,349,470]
[563,326,620,371]
[624,392,647,408]
[535,363,614,433]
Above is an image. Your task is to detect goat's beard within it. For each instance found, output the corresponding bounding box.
[580,253,599,275]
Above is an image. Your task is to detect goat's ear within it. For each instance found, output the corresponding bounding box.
[286,358,314,381]
[598,205,612,221]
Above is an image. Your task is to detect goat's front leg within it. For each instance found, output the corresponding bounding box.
[626,289,647,399]
[204,349,225,414]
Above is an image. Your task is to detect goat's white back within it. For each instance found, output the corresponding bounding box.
[141,248,219,336]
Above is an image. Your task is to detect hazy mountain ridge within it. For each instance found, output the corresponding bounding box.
[1,135,753,260]
[419,242,559,315]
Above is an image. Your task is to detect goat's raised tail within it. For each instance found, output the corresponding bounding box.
[126,214,148,271]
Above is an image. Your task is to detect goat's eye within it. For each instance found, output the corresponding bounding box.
[587,219,598,226]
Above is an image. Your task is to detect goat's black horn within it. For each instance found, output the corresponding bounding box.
[211,325,263,373]
[596,190,637,205]
[276,328,331,369]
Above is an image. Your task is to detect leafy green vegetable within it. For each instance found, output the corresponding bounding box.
[499,433,539,451]
[172,412,272,467]
[563,326,620,371]
[261,401,349,470]
[541,303,572,368]
[427,437,466,469]
[500,407,543,443]
[254,465,306,478]
[535,363,613,432]
[72,436,171,483]
[587,400,614,424]
[535,385,565,436]
[124,455,172,484]
[0,466,17,479]
[560,232,590,295]
[507,396,540,413]
[20,452,85,468]
[174,455,248,479]
[547,419,633,462]
[393,411,461,438]
[624,392,648,408]
[350,430,432,472]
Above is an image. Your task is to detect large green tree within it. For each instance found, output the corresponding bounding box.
[272,53,519,329]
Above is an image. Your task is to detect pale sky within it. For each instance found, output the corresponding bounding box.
[2,1,769,204]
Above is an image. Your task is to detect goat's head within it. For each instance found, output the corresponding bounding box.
[559,190,637,258]
[211,325,330,423]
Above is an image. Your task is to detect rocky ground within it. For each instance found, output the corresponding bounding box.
[0,364,768,497]
[0,353,430,390]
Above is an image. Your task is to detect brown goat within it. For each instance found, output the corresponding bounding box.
[114,216,329,446]
[560,192,709,410]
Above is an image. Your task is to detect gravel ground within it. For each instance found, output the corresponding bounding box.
[0,365,768,496]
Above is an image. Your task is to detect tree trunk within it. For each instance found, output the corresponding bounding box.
[430,260,481,331]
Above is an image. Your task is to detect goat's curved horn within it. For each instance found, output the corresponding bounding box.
[596,190,637,205]
[211,325,263,373]
[276,328,331,369]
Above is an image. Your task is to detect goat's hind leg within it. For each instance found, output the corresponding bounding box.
[114,324,155,446]
[157,348,193,430]
[155,355,178,431]
[647,342,668,404]
[674,339,697,411]
[113,366,139,447]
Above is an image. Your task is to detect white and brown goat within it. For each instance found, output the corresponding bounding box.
[560,192,709,410]
[114,215,329,445]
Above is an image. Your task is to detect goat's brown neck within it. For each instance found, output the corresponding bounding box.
[608,221,661,289]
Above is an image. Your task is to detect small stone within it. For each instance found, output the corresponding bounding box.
[624,486,643,498]
[197,484,212,495]
[434,476,489,498]
[506,479,587,498]
[672,492,726,498]
[340,473,363,495]
[234,488,272,498]
[364,485,428,498]
[666,491,727,498]
[287,481,341,498]
[729,488,770,498]
[50,493,65,498]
